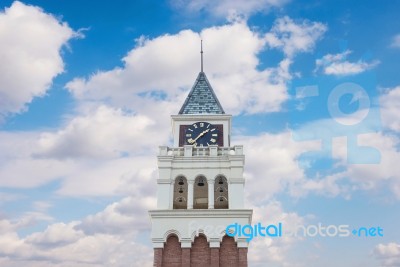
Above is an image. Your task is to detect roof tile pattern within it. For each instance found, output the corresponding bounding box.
[179,72,225,114]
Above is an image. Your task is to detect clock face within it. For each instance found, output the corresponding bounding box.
[185,122,219,147]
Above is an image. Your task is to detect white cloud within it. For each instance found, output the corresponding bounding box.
[0,192,25,205]
[344,132,400,198]
[380,86,400,132]
[67,22,284,115]
[374,243,400,267]
[286,114,400,199]
[321,86,400,199]
[67,18,326,115]
[248,201,307,266]
[240,127,394,200]
[0,220,153,267]
[0,1,77,118]
[265,16,327,58]
[37,105,168,159]
[170,0,290,19]
[0,157,75,188]
[32,201,52,213]
[77,196,155,235]
[0,197,154,266]
[0,105,161,196]
[0,134,158,197]
[315,50,379,76]
[390,34,400,48]
[56,156,157,197]
[233,86,400,202]
[236,131,319,202]
[26,222,84,248]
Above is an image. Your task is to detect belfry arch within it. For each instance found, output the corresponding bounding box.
[173,176,188,209]
[214,175,228,209]
[193,175,208,209]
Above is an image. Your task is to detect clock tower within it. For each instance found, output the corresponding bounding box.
[149,46,252,267]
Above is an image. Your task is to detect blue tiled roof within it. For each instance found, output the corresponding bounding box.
[179,72,225,114]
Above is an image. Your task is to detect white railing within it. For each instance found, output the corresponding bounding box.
[159,145,243,157]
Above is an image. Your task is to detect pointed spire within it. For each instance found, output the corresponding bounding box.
[178,41,224,115]
[200,40,204,73]
[178,72,225,115]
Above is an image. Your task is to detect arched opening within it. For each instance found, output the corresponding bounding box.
[191,234,210,267]
[220,235,238,267]
[193,176,208,209]
[173,176,188,209]
[163,234,182,267]
[214,176,228,209]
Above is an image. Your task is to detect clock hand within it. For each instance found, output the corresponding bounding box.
[200,129,210,136]
[188,133,202,144]
[189,129,210,144]
[193,132,205,142]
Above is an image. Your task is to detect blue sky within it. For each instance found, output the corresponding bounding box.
[0,0,400,266]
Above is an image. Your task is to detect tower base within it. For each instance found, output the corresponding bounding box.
[153,236,248,267]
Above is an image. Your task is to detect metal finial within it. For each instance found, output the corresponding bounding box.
[201,40,203,72]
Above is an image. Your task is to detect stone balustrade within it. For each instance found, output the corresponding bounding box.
[159,145,243,157]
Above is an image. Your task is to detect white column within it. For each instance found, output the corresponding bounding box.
[188,181,194,209]
[169,180,175,209]
[208,179,214,209]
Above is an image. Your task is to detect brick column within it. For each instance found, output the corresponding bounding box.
[153,248,163,267]
[182,248,191,267]
[238,248,248,267]
[210,248,219,267]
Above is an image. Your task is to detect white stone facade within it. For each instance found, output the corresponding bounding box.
[149,114,253,249]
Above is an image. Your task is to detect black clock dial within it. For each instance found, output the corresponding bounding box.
[185,122,218,147]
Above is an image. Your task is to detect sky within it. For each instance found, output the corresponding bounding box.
[0,0,400,266]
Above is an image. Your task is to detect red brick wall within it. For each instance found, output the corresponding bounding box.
[238,248,248,267]
[153,248,163,267]
[211,247,220,267]
[190,235,211,267]
[220,236,239,267]
[152,235,248,267]
[162,235,182,267]
[182,248,190,267]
